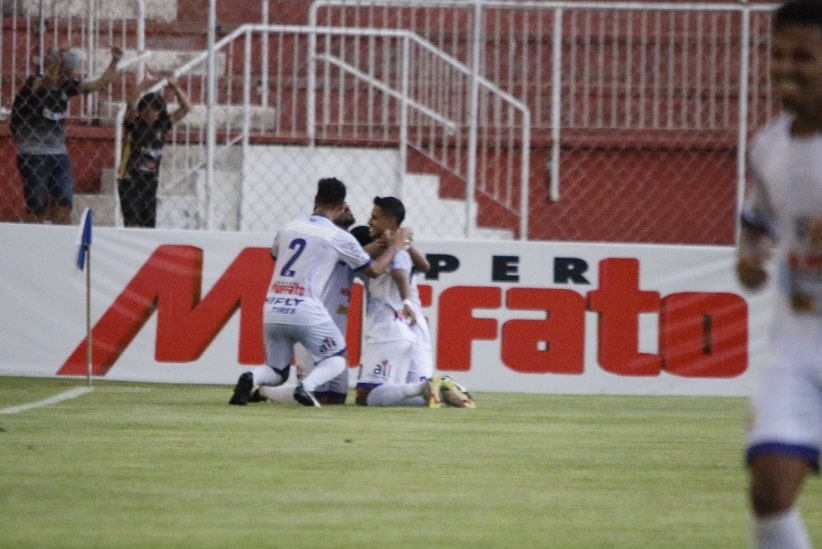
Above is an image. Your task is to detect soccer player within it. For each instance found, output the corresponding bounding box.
[736,1,822,546]
[256,204,359,405]
[355,196,474,408]
[228,178,409,407]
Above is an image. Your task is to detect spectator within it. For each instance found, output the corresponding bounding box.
[117,71,191,228]
[11,46,123,224]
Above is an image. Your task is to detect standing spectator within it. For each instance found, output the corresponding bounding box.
[117,71,191,228]
[736,1,822,547]
[228,178,410,407]
[11,46,123,224]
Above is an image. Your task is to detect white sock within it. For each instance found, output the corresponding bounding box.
[252,365,285,386]
[366,382,426,406]
[259,383,298,404]
[753,507,811,549]
[301,356,345,392]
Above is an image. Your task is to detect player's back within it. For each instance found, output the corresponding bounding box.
[265,214,370,326]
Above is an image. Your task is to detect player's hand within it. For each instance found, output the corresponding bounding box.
[402,303,417,326]
[736,257,768,289]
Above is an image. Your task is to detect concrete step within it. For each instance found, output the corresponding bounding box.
[72,193,117,227]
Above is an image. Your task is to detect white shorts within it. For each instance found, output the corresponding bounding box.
[264,318,346,374]
[746,346,822,468]
[356,339,414,389]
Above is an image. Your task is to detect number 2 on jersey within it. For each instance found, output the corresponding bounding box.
[279,238,306,277]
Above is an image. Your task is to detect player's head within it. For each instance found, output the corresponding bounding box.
[314,177,347,208]
[335,203,356,230]
[350,225,373,246]
[770,0,822,119]
[368,196,405,238]
[137,92,166,124]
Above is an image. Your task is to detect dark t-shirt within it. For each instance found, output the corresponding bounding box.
[12,75,81,154]
[118,115,173,180]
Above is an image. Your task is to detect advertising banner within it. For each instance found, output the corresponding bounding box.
[0,223,775,395]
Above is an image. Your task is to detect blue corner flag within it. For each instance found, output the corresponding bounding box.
[76,208,92,271]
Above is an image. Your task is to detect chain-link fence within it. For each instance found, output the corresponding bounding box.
[1,0,780,244]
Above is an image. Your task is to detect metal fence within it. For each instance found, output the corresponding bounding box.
[0,0,782,244]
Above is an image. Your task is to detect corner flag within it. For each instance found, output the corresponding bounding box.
[76,208,92,271]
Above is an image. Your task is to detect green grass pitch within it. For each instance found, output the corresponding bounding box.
[1,376,820,548]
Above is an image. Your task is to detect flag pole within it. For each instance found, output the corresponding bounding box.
[76,207,93,388]
[85,244,92,387]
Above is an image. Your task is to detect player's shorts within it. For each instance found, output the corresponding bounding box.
[746,314,822,469]
[18,153,73,212]
[356,339,414,389]
[264,318,346,374]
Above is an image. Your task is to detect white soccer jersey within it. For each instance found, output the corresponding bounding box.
[746,113,822,317]
[363,249,415,343]
[264,213,371,326]
[744,113,822,459]
[322,260,357,332]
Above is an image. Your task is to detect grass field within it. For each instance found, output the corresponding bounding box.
[1,376,820,548]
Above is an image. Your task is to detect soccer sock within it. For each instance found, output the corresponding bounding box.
[301,355,346,392]
[252,365,285,386]
[753,507,811,549]
[259,383,298,404]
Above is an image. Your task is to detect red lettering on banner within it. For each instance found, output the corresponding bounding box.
[659,292,747,377]
[502,288,585,374]
[58,245,274,376]
[58,246,749,380]
[587,258,662,376]
[437,286,500,371]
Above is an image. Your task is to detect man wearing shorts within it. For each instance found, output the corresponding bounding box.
[11,46,122,223]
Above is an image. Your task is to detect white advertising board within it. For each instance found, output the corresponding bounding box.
[0,223,775,396]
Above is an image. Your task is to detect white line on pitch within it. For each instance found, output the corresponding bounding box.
[0,387,94,415]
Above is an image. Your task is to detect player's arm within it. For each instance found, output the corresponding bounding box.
[736,218,773,290]
[391,268,417,326]
[361,228,411,278]
[736,173,775,290]
[408,245,430,274]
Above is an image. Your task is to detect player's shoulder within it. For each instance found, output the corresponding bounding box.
[752,114,792,147]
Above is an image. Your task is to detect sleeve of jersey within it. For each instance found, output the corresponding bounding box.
[337,232,372,271]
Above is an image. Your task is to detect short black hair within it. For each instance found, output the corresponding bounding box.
[350,225,373,246]
[315,177,347,207]
[373,196,405,225]
[137,92,166,113]
[774,0,822,31]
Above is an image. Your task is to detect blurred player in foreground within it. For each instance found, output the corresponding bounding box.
[736,1,822,546]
